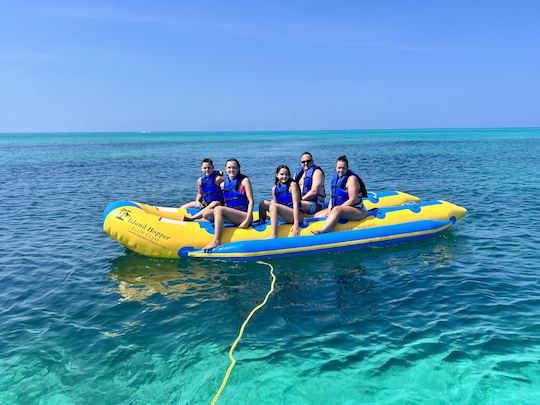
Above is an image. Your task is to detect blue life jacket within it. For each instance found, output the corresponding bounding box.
[330,170,367,207]
[274,181,294,208]
[223,174,249,212]
[200,171,223,203]
[293,165,326,205]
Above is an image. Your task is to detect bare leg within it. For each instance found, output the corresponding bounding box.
[181,200,200,209]
[300,201,324,217]
[314,207,330,218]
[299,200,310,214]
[277,205,299,223]
[203,207,223,250]
[268,203,303,238]
[203,206,248,250]
[258,200,271,222]
[268,202,279,238]
[312,206,367,234]
[202,208,215,222]
[185,201,220,221]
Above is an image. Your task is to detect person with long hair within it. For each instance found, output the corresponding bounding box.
[266,165,303,238]
[202,158,254,250]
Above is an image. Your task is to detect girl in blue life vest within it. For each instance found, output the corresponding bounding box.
[181,158,224,221]
[312,155,368,234]
[267,165,304,239]
[259,151,325,220]
[202,158,254,251]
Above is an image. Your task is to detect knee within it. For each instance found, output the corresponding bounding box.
[269,202,278,212]
[314,208,326,218]
[332,206,344,216]
[210,206,223,218]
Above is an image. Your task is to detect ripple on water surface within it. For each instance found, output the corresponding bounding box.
[1,129,540,403]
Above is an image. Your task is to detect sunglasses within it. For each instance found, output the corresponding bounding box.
[301,159,313,164]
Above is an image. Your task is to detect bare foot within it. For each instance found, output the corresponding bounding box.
[266,235,277,239]
[310,229,324,235]
[202,240,220,251]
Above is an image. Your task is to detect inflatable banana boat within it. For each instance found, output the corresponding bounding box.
[184,200,466,261]
[103,190,428,259]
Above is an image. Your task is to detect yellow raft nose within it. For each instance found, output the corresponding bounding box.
[441,201,467,221]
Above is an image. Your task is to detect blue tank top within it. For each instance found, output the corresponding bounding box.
[200,171,223,203]
[223,174,249,212]
[293,165,326,205]
[330,170,367,207]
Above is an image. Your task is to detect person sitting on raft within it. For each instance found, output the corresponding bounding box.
[267,165,304,238]
[202,158,254,251]
[293,151,326,215]
[312,155,368,235]
[258,152,325,219]
[181,158,224,221]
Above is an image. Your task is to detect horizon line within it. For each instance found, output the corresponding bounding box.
[1,126,540,135]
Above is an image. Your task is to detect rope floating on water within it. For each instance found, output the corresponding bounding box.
[211,261,276,405]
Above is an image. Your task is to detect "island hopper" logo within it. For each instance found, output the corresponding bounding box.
[127,216,172,241]
[115,208,132,221]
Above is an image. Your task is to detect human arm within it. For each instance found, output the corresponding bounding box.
[238,177,254,228]
[195,179,204,208]
[326,186,334,211]
[215,174,224,187]
[342,177,362,207]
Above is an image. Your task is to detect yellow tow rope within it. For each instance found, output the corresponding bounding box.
[210,261,276,404]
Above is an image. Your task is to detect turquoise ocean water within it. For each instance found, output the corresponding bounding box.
[1,128,539,404]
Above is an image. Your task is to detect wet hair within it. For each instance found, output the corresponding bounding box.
[200,158,213,166]
[300,151,313,159]
[337,155,349,167]
[226,158,241,170]
[274,164,291,185]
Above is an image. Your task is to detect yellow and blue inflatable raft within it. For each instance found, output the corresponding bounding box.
[102,190,466,260]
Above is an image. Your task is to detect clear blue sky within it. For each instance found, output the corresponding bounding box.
[1,1,539,132]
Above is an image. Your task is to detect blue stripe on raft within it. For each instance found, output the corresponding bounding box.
[102,200,140,224]
[192,227,450,261]
[179,246,196,257]
[366,190,398,203]
[192,219,451,256]
[382,200,441,212]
